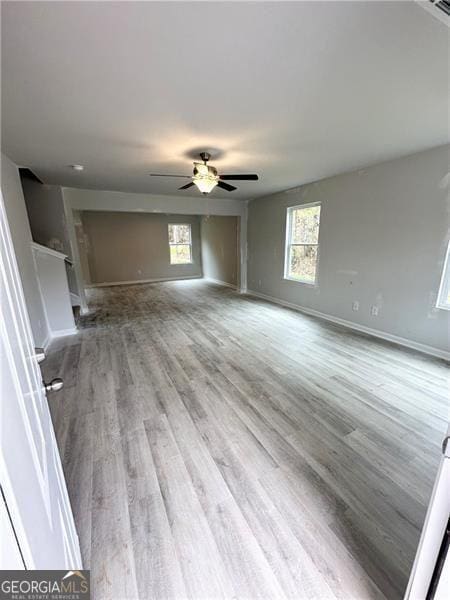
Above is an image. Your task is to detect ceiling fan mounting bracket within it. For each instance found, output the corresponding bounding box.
[199,152,211,163]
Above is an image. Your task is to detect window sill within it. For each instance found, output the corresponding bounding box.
[283,275,316,286]
[436,303,450,311]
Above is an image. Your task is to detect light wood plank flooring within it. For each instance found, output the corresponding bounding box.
[43,280,449,600]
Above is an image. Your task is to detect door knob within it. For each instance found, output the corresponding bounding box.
[35,347,46,363]
[44,378,64,393]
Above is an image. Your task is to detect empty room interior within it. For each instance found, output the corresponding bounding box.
[1,1,449,599]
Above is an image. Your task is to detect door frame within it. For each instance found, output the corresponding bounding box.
[405,427,450,599]
[0,189,82,569]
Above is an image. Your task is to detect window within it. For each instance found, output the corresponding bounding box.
[168,224,192,264]
[437,241,450,310]
[284,202,321,284]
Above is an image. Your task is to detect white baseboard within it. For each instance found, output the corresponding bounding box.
[42,327,78,351]
[246,289,450,362]
[204,277,238,290]
[51,327,78,339]
[86,275,201,288]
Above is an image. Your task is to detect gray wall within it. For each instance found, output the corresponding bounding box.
[80,211,202,285]
[1,153,49,346]
[21,177,79,296]
[247,145,450,354]
[73,210,92,286]
[21,177,71,255]
[201,216,239,287]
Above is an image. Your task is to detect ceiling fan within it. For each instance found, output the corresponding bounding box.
[150,152,259,194]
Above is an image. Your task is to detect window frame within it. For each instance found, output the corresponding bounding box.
[436,240,450,310]
[283,201,321,286]
[168,223,193,265]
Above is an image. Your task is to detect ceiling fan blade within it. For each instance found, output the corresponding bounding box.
[217,180,237,192]
[179,182,195,190]
[219,174,259,181]
[150,173,191,178]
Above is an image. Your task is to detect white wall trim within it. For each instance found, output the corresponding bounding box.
[44,328,78,351]
[246,289,450,362]
[43,328,78,351]
[51,327,78,339]
[31,242,67,261]
[204,277,237,290]
[86,275,202,288]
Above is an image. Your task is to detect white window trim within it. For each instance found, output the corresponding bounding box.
[283,201,321,286]
[168,223,193,265]
[436,240,450,310]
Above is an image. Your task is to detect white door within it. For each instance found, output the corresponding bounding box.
[405,425,450,599]
[0,191,82,569]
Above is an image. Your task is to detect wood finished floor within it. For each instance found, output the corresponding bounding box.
[44,280,449,600]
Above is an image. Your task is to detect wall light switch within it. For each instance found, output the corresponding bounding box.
[371,306,379,316]
[352,301,359,311]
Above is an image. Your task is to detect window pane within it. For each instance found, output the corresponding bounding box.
[169,224,191,244]
[288,245,318,283]
[291,206,321,244]
[170,244,192,264]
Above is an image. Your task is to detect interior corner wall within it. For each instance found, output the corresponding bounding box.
[21,177,79,296]
[72,210,92,286]
[21,177,71,255]
[80,211,202,285]
[247,144,450,356]
[1,153,49,346]
[201,215,239,287]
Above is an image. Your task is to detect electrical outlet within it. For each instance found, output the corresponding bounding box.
[352,301,359,311]
[371,305,379,316]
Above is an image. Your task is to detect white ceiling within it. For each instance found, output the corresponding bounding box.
[2,1,449,201]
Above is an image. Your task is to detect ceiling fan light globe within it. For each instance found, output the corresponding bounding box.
[193,176,218,194]
[194,163,209,176]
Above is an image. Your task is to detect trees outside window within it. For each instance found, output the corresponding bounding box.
[168,224,192,264]
[284,203,321,284]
